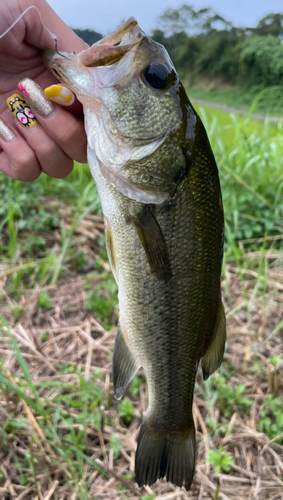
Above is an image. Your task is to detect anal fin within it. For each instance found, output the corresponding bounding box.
[202,300,226,380]
[113,325,140,400]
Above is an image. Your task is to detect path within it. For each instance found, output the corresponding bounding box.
[191,98,282,123]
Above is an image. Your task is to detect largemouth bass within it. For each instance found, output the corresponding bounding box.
[43,18,226,491]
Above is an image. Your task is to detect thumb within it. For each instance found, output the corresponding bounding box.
[22,0,89,53]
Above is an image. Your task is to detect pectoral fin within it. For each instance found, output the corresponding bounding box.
[131,206,172,282]
[113,325,140,400]
[201,300,226,380]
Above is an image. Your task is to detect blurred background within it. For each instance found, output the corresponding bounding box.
[0,2,282,500]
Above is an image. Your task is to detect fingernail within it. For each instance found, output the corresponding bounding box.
[16,78,54,117]
[6,94,38,128]
[0,117,16,141]
[44,85,75,106]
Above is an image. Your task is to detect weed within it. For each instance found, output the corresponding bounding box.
[208,446,235,475]
[0,94,283,499]
[22,235,47,255]
[51,182,101,284]
[37,290,53,309]
[258,395,283,444]
[84,270,118,329]
[11,304,23,320]
[130,375,144,396]
[118,397,136,426]
[110,433,121,459]
[212,375,253,418]
[196,106,283,248]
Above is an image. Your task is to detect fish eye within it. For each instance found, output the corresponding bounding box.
[142,62,175,90]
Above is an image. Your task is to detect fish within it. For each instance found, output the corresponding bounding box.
[43,17,226,491]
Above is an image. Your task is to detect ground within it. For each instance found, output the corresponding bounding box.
[0,204,282,500]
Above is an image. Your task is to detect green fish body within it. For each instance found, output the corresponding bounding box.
[43,18,226,490]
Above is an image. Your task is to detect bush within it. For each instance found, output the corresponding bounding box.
[239,36,283,87]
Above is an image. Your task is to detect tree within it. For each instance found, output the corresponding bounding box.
[158,4,197,36]
[255,13,283,37]
[158,4,232,37]
[73,29,102,46]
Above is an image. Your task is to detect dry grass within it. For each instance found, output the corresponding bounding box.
[0,213,283,500]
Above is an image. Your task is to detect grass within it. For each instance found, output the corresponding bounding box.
[187,83,283,117]
[194,104,283,243]
[0,103,283,499]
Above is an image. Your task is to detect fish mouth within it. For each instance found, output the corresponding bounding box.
[79,17,144,67]
[43,17,143,70]
[42,17,144,90]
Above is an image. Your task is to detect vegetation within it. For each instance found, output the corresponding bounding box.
[73,28,102,45]
[1,7,283,494]
[153,5,283,87]
[0,6,282,500]
[0,101,282,498]
[72,6,283,115]
[148,6,283,115]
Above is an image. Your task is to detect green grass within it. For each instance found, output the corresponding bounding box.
[192,101,277,153]
[193,105,283,244]
[188,84,283,117]
[0,321,112,499]
[0,101,282,498]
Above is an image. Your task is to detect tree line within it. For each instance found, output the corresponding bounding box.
[73,6,283,89]
[153,6,283,88]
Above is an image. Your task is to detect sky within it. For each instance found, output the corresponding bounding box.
[46,0,283,36]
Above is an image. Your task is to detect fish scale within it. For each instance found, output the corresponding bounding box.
[43,17,226,491]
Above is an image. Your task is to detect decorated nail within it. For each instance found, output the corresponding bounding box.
[16,78,54,117]
[44,85,75,106]
[0,117,16,141]
[6,94,38,128]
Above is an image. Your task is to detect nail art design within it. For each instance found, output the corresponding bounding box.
[7,94,37,128]
[44,85,75,106]
[17,82,30,98]
[16,79,54,117]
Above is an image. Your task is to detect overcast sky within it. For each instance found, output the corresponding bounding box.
[47,0,282,36]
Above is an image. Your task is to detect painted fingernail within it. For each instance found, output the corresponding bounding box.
[44,85,75,106]
[7,94,38,128]
[16,78,54,117]
[0,117,16,141]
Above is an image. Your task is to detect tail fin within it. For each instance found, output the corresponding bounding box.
[135,418,196,491]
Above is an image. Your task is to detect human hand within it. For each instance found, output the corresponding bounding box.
[0,0,89,180]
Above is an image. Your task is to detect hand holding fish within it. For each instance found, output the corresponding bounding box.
[0,0,88,180]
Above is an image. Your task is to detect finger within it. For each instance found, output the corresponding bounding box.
[22,0,89,53]
[6,93,73,179]
[0,117,41,181]
[16,78,87,164]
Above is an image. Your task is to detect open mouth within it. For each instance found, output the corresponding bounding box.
[79,17,144,68]
[42,17,144,80]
